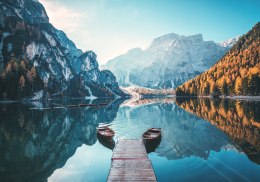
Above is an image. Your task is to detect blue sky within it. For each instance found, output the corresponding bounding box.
[39,0,260,64]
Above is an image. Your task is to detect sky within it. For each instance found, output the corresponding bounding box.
[39,0,260,65]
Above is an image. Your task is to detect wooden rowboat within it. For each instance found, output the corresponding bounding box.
[142,128,161,142]
[97,126,115,140]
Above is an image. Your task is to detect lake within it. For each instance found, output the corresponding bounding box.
[0,98,259,182]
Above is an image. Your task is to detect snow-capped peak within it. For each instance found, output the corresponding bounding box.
[219,36,240,48]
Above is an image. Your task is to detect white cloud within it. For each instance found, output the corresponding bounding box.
[39,0,86,33]
[38,0,150,65]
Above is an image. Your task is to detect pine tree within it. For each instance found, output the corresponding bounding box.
[235,76,243,95]
[19,76,25,90]
[248,74,257,95]
[203,82,210,95]
[30,67,37,79]
[220,79,228,96]
[242,77,248,95]
[210,83,220,97]
[6,63,12,73]
[20,61,26,71]
[26,71,32,82]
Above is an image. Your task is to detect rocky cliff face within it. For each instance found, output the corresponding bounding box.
[103,33,234,89]
[0,0,125,99]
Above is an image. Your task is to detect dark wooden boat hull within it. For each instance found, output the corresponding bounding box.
[143,134,161,142]
[97,132,114,140]
[142,128,162,141]
[142,128,162,153]
[97,127,115,140]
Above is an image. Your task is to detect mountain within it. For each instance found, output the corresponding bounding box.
[219,36,240,48]
[103,33,233,89]
[176,22,260,96]
[0,0,125,100]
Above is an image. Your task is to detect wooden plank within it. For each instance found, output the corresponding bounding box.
[107,139,157,182]
[111,159,152,168]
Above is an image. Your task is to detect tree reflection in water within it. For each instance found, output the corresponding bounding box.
[0,97,259,181]
[0,99,123,182]
[176,98,260,164]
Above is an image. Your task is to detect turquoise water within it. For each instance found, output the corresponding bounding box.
[0,98,259,181]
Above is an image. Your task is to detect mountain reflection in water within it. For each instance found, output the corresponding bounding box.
[0,99,123,182]
[0,97,259,181]
[114,98,230,160]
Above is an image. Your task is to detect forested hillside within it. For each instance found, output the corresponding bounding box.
[0,55,43,99]
[176,22,260,96]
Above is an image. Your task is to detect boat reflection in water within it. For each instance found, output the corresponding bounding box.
[97,134,115,150]
[144,137,162,153]
[143,128,162,153]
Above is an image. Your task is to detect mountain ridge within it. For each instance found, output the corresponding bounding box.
[103,33,236,89]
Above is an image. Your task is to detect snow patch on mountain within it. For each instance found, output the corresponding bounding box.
[219,36,240,47]
[120,86,142,99]
[43,31,56,46]
[26,42,42,60]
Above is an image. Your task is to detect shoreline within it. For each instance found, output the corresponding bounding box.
[176,95,260,101]
[225,96,260,101]
[1,95,260,103]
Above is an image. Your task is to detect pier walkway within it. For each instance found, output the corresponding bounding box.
[107,139,157,182]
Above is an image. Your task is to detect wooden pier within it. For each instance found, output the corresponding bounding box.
[107,139,157,182]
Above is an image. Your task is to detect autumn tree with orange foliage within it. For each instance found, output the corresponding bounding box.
[0,54,43,99]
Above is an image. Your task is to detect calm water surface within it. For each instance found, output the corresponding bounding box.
[0,98,259,182]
